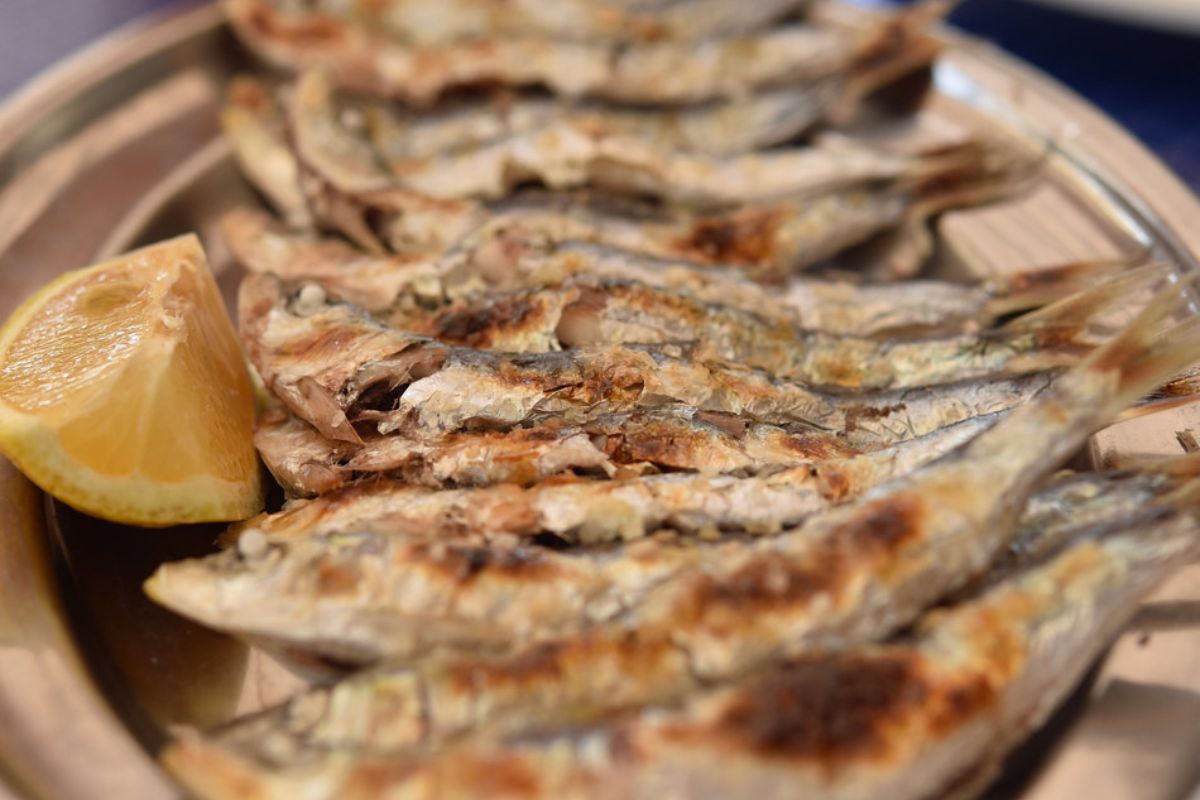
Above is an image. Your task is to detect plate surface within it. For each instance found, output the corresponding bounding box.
[0,4,1199,799]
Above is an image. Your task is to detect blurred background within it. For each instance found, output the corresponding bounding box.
[1,0,1198,188]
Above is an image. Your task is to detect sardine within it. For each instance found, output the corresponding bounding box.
[254,402,906,497]
[416,271,1142,389]
[222,209,1129,337]
[300,0,811,45]
[240,273,1058,445]
[226,0,936,106]
[252,406,618,497]
[238,411,995,546]
[283,70,1020,273]
[364,86,835,162]
[290,69,1004,212]
[162,499,1200,800]
[153,277,1200,732]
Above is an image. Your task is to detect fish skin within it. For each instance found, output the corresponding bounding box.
[222,209,1118,339]
[238,411,996,546]
[241,274,1054,446]
[254,403,887,497]
[420,277,1096,389]
[220,208,448,314]
[161,502,1200,800]
[364,86,834,162]
[170,279,1200,747]
[222,77,312,228]
[252,407,618,497]
[289,69,921,206]
[227,0,895,105]
[285,69,1010,275]
[148,416,995,663]
[303,0,811,45]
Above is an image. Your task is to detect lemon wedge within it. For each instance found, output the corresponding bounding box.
[0,235,263,525]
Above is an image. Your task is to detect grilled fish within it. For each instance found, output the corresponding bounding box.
[254,400,934,497]
[226,0,936,106]
[223,77,312,228]
[364,86,836,162]
[299,0,811,45]
[222,209,1129,338]
[158,459,1200,773]
[162,500,1200,800]
[241,273,1058,445]
[239,411,995,546]
[416,271,1144,389]
[222,74,1007,277]
[152,277,1200,681]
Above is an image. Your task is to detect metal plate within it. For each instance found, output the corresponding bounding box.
[0,4,1198,798]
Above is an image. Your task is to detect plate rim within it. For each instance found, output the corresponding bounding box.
[0,5,1198,800]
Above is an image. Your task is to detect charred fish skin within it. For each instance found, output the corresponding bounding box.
[422,275,1116,390]
[167,459,1200,769]
[227,0,933,106]
[243,273,1065,448]
[239,410,999,546]
[364,86,836,161]
[186,278,1200,743]
[302,0,812,46]
[148,415,999,664]
[223,211,1125,340]
[162,502,1200,800]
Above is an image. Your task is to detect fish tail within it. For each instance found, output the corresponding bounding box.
[983,253,1149,317]
[1156,471,1200,510]
[830,2,949,124]
[1122,365,1200,419]
[1079,270,1200,413]
[1004,262,1171,335]
[901,139,1040,223]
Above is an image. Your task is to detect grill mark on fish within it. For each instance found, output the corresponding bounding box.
[237,413,991,550]
[162,503,1200,800]
[152,275,1200,755]
[244,275,1063,445]
[416,277,1106,389]
[228,0,935,106]
[297,0,812,46]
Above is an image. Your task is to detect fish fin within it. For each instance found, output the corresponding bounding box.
[983,253,1149,318]
[1123,365,1200,419]
[829,2,949,124]
[1157,471,1200,510]
[1082,271,1200,413]
[902,140,1041,223]
[1004,262,1172,335]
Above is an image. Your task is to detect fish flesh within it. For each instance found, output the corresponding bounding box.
[239,411,995,545]
[240,273,1059,445]
[253,406,617,497]
[222,208,1131,337]
[160,491,1200,800]
[415,271,1142,389]
[150,278,1200,684]
[226,0,937,106]
[298,0,811,45]
[253,402,920,497]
